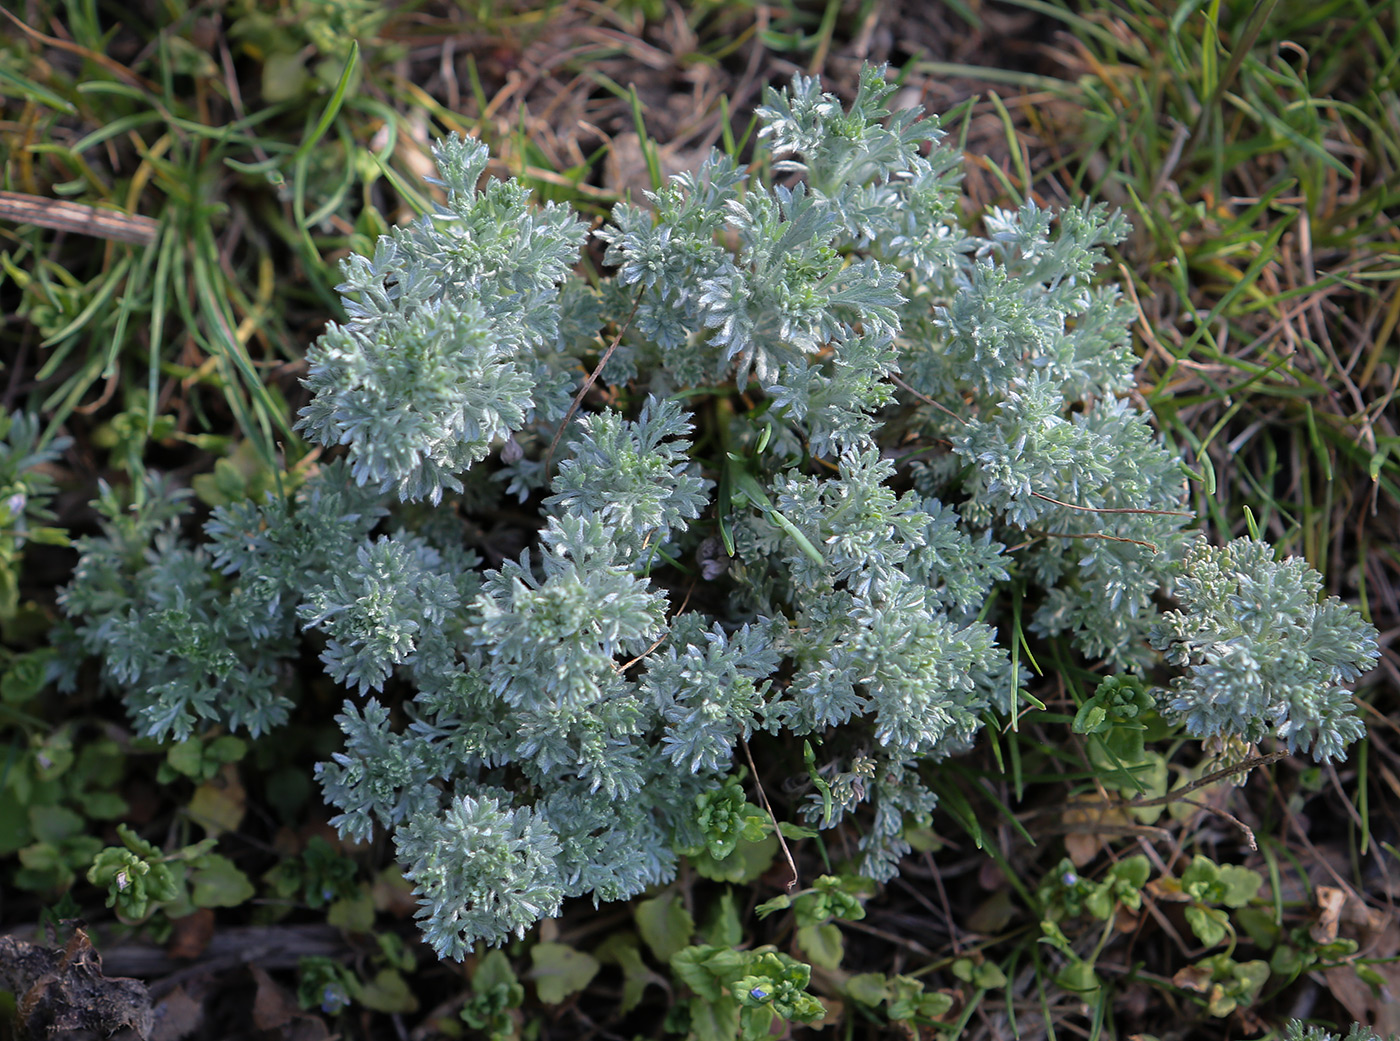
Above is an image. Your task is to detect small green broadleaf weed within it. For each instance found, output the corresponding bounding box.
[86,824,179,922]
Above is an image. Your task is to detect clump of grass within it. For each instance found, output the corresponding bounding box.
[1026,0,1400,585]
[0,0,436,474]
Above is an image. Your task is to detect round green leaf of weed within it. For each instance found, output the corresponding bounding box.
[1231,958,1269,1002]
[671,946,744,1003]
[687,994,739,1041]
[353,968,419,1013]
[530,942,599,1004]
[1216,865,1263,908]
[1184,905,1230,948]
[1112,855,1152,889]
[690,833,778,884]
[845,973,889,1007]
[702,889,743,948]
[77,791,128,821]
[471,948,522,1000]
[1,650,51,703]
[594,935,662,1015]
[28,804,84,844]
[165,740,205,779]
[190,853,255,907]
[796,922,843,970]
[1270,943,1304,977]
[972,961,1007,989]
[1055,961,1100,996]
[327,884,375,931]
[1084,885,1113,921]
[262,51,310,103]
[636,891,695,965]
[738,1003,778,1039]
[0,790,32,856]
[209,736,248,765]
[1233,907,1279,948]
[887,976,951,1021]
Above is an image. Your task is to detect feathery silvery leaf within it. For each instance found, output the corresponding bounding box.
[298,135,586,503]
[1151,537,1379,761]
[545,396,710,564]
[396,793,564,957]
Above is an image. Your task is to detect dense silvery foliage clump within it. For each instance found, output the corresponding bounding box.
[60,65,1379,958]
[1151,537,1380,762]
[297,135,589,504]
[58,465,387,740]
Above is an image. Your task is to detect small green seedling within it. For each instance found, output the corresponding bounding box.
[86,824,181,922]
[1151,854,1263,949]
[670,944,824,1041]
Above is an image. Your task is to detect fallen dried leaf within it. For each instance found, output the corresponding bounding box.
[165,909,215,961]
[248,964,331,1040]
[1171,961,1213,993]
[1310,885,1346,944]
[1324,961,1400,1035]
[150,986,202,1041]
[1061,794,1134,866]
[250,963,299,1031]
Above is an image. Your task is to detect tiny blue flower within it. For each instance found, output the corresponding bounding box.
[322,984,349,1015]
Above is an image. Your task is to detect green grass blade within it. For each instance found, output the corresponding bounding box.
[627,84,664,193]
[294,41,359,166]
[38,254,131,350]
[293,40,359,258]
[0,62,76,114]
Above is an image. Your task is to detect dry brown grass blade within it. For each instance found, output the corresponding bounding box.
[0,191,158,246]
